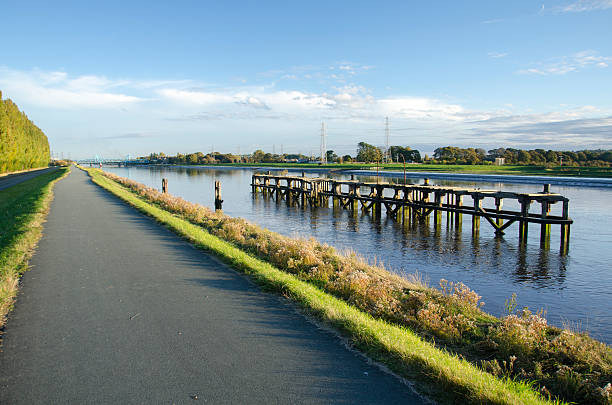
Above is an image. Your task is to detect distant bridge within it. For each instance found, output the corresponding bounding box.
[77,155,149,166]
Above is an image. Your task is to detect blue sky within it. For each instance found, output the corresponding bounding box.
[1,0,611,159]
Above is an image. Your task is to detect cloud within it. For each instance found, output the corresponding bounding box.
[157,88,234,104]
[488,52,508,59]
[0,67,143,108]
[518,50,612,75]
[482,18,505,24]
[554,0,612,12]
[104,132,154,139]
[465,111,612,147]
[4,66,612,153]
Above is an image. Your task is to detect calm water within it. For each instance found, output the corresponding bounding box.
[105,166,612,344]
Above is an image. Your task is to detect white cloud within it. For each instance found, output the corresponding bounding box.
[157,88,234,105]
[554,0,612,12]
[3,66,612,155]
[518,50,612,75]
[488,52,508,59]
[0,67,143,108]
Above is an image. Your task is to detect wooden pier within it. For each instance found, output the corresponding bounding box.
[251,172,573,252]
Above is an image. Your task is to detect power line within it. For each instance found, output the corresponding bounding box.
[320,122,327,163]
[385,116,390,163]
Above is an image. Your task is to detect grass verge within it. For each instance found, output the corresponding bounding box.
[0,167,70,328]
[82,165,564,405]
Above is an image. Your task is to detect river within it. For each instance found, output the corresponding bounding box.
[104,165,612,344]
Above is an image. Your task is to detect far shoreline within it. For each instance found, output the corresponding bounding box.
[109,163,612,188]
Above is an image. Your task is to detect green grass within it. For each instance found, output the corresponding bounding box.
[177,162,612,178]
[83,165,560,405]
[0,167,70,327]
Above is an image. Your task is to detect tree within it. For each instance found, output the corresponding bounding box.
[0,92,50,173]
[356,142,382,163]
[389,146,421,163]
[252,149,265,163]
[326,150,338,162]
[342,154,353,162]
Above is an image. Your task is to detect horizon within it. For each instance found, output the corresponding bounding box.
[2,0,611,159]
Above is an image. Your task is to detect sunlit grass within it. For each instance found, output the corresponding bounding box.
[0,167,70,327]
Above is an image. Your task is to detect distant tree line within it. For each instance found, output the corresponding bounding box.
[0,91,50,174]
[433,146,612,166]
[141,143,612,167]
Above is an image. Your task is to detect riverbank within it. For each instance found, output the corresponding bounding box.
[84,167,612,404]
[0,167,69,328]
[194,162,612,179]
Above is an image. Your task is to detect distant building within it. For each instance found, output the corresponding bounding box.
[494,157,506,166]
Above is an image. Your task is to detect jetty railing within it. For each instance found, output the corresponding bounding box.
[251,172,573,253]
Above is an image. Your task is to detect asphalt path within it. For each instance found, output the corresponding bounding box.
[0,167,57,191]
[0,168,424,404]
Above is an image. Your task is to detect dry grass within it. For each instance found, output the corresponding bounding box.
[93,168,611,404]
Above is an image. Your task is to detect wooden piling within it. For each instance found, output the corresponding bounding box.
[560,199,570,254]
[472,195,482,235]
[162,178,168,193]
[214,180,223,210]
[519,198,530,243]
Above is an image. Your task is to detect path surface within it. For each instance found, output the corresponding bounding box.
[0,168,423,404]
[0,167,57,191]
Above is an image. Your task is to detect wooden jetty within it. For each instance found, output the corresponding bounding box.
[251,172,573,252]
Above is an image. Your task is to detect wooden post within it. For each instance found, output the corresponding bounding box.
[434,191,442,232]
[518,198,530,243]
[495,197,504,233]
[162,178,168,193]
[374,185,384,217]
[214,180,223,210]
[472,195,481,236]
[560,199,570,254]
[540,200,551,248]
[332,181,340,208]
[455,194,463,230]
[446,193,452,225]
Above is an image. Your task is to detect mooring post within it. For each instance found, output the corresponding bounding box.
[214,180,223,210]
[162,178,168,193]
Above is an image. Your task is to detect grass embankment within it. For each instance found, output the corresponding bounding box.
[0,166,49,179]
[203,162,612,178]
[83,167,581,405]
[0,167,70,328]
